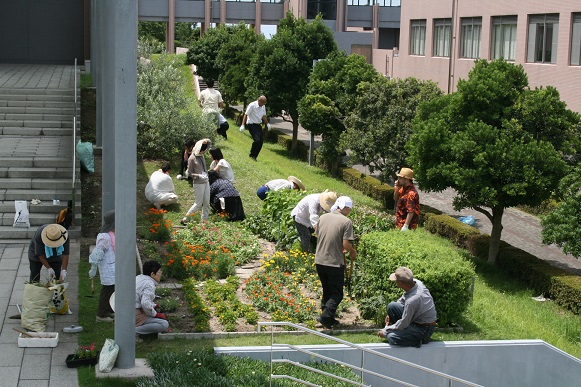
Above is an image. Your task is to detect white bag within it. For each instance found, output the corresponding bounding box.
[13,200,30,228]
[98,338,119,373]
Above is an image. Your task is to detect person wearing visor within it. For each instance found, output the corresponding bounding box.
[28,223,70,283]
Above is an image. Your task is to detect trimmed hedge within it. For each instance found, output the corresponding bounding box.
[341,168,394,212]
[352,229,475,326]
[266,129,309,161]
[424,214,581,315]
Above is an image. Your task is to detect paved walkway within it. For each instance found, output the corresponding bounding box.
[267,116,581,276]
[0,64,80,387]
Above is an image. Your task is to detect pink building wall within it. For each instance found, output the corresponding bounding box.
[391,0,581,112]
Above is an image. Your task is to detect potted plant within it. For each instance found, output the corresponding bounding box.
[65,342,99,368]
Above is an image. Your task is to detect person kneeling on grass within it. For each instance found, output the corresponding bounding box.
[135,260,170,339]
[378,267,437,347]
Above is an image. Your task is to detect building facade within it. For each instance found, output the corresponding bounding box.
[393,0,581,112]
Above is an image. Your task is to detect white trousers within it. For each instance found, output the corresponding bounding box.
[186,181,210,220]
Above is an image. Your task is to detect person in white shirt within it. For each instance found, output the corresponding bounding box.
[290,190,337,253]
[257,176,305,200]
[199,78,224,132]
[217,113,229,139]
[239,95,270,160]
[209,148,234,183]
[89,210,116,322]
[145,163,178,210]
[135,260,170,338]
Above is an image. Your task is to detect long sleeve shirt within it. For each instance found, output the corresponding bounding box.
[135,274,158,317]
[385,279,437,331]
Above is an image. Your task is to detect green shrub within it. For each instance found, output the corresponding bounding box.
[423,213,480,248]
[341,168,395,211]
[352,229,475,326]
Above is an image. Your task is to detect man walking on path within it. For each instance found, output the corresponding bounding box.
[378,267,437,347]
[240,95,270,160]
[394,167,420,230]
[315,196,357,329]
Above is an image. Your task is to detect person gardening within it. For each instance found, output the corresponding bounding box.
[28,223,69,283]
[393,167,420,230]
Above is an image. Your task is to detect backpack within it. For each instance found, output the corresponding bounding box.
[56,201,74,230]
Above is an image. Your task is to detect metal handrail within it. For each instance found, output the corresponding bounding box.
[258,321,483,387]
[72,59,78,208]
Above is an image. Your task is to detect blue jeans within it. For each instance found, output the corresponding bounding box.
[257,185,269,200]
[386,302,435,347]
[294,218,315,253]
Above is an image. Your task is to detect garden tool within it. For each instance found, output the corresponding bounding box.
[343,252,355,298]
[85,277,95,298]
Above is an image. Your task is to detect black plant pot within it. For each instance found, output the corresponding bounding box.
[65,354,99,368]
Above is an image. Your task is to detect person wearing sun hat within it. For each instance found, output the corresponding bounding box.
[314,196,357,329]
[290,190,337,253]
[182,138,212,224]
[28,223,70,282]
[394,167,420,230]
[378,266,437,347]
[256,175,305,200]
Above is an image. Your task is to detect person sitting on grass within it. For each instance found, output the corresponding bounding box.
[145,162,178,210]
[208,170,246,221]
[209,148,234,183]
[135,260,170,340]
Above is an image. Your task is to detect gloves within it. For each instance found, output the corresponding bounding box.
[154,304,160,311]
[89,264,97,278]
[47,267,55,279]
[155,312,167,320]
[266,123,271,130]
[60,269,67,282]
[401,224,409,231]
[239,125,245,132]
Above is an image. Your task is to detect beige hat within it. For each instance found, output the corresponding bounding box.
[41,224,68,248]
[389,267,414,282]
[287,176,305,190]
[319,190,338,212]
[396,168,414,181]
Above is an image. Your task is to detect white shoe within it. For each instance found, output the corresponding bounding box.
[176,174,182,180]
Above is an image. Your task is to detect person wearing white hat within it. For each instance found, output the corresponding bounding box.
[314,196,357,329]
[378,266,437,347]
[290,190,337,253]
[256,176,305,200]
[89,210,116,322]
[394,167,420,230]
[28,223,69,282]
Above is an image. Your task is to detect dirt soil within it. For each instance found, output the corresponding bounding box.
[80,88,377,334]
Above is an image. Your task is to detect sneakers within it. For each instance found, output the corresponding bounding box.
[316,316,339,330]
[96,316,114,322]
[176,174,182,180]
[135,334,144,343]
[180,217,188,225]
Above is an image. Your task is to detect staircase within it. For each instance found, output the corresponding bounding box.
[0,71,81,241]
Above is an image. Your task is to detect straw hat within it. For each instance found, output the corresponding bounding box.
[41,224,68,248]
[319,190,338,212]
[287,176,305,190]
[396,167,414,181]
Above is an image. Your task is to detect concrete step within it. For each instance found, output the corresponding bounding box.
[0,94,75,102]
[0,189,80,202]
[0,100,75,108]
[0,200,81,214]
[0,113,72,121]
[0,158,74,169]
[0,225,81,240]
[1,212,81,226]
[0,127,76,136]
[0,177,72,189]
[0,88,75,96]
[0,119,73,128]
[0,106,73,115]
[0,167,74,178]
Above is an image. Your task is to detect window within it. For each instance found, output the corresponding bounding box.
[460,17,481,59]
[410,19,426,55]
[491,16,517,61]
[433,18,452,57]
[572,13,581,65]
[527,14,559,64]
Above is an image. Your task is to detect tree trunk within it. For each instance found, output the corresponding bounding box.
[291,114,299,153]
[488,206,504,264]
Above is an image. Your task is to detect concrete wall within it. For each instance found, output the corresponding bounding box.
[394,0,581,112]
[215,340,581,387]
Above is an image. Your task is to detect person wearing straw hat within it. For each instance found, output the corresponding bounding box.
[89,210,116,322]
[290,190,337,253]
[314,196,357,329]
[256,176,305,200]
[378,267,437,347]
[182,138,212,224]
[394,167,420,230]
[28,223,70,282]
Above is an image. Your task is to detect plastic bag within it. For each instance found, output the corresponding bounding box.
[13,200,30,228]
[98,338,119,373]
[21,283,52,332]
[458,215,475,226]
[76,140,95,173]
[49,282,70,315]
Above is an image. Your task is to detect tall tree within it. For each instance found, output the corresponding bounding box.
[298,52,379,174]
[186,25,235,81]
[541,165,581,258]
[407,59,574,264]
[245,13,337,152]
[342,76,441,182]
